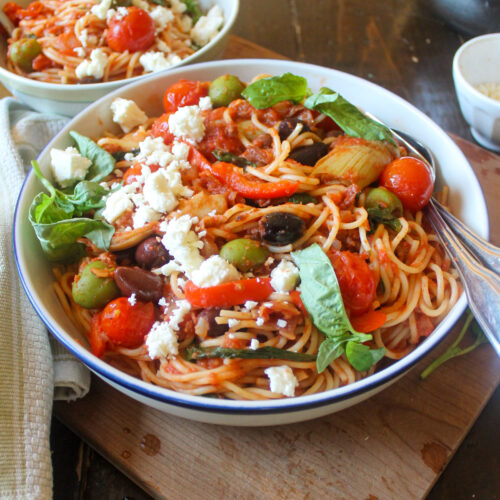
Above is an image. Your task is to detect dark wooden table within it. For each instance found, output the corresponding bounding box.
[51,1,500,498]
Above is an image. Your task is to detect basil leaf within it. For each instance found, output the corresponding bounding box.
[367,206,402,232]
[242,73,310,109]
[292,244,384,373]
[212,150,256,169]
[304,88,396,145]
[182,0,202,23]
[184,346,316,362]
[288,193,318,205]
[151,0,166,5]
[345,341,386,371]
[29,193,115,262]
[69,131,115,183]
[70,181,108,215]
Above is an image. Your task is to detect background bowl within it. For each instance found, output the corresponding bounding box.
[0,0,239,116]
[453,33,500,152]
[14,59,489,426]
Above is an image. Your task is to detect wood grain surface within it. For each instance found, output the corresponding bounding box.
[41,0,499,498]
[51,35,500,500]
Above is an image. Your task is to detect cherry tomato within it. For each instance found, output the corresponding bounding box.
[100,297,156,348]
[151,113,175,145]
[107,6,155,53]
[52,30,80,56]
[329,250,376,316]
[379,156,434,212]
[162,79,209,113]
[89,313,107,358]
[123,163,160,184]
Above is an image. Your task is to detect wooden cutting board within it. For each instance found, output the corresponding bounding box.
[54,36,500,500]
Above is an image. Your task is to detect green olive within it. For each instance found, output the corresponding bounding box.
[8,38,42,73]
[365,187,403,216]
[209,74,245,107]
[288,193,318,205]
[72,261,120,309]
[220,238,270,272]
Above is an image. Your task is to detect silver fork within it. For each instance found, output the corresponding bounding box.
[388,127,500,356]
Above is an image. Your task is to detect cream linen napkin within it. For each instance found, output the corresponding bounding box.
[0,98,91,499]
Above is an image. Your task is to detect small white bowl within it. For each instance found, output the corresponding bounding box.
[0,0,239,116]
[453,33,500,151]
[13,59,489,426]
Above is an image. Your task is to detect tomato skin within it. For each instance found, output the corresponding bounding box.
[32,53,53,71]
[89,313,107,358]
[151,113,175,144]
[100,297,156,348]
[349,309,386,332]
[107,6,155,53]
[53,30,80,56]
[379,156,434,212]
[329,250,377,316]
[162,79,209,113]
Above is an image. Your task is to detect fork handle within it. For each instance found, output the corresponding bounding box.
[431,198,500,274]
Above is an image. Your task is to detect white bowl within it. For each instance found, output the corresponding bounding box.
[0,0,239,116]
[453,33,500,151]
[14,59,489,426]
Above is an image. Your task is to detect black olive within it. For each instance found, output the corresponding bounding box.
[261,212,305,245]
[135,236,171,270]
[288,142,329,166]
[114,266,164,303]
[278,117,310,141]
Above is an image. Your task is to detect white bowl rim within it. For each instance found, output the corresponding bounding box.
[14,58,488,414]
[453,32,500,109]
[0,0,239,93]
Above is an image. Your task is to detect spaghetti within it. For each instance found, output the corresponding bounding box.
[37,73,460,400]
[3,0,223,84]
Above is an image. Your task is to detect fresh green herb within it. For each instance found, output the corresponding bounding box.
[420,311,487,379]
[212,150,256,169]
[304,88,396,145]
[29,161,114,262]
[288,193,318,205]
[184,346,316,362]
[69,131,116,183]
[150,0,166,5]
[182,0,203,23]
[292,243,385,373]
[111,0,131,7]
[367,206,402,232]
[242,73,311,109]
[112,149,139,162]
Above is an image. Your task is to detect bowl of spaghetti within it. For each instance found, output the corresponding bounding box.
[0,0,238,116]
[14,59,489,425]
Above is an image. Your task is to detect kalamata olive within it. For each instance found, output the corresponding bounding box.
[288,142,329,166]
[72,261,120,309]
[261,212,305,245]
[197,308,228,337]
[278,117,310,141]
[288,193,318,205]
[219,238,270,272]
[209,74,245,107]
[365,186,403,217]
[135,236,171,270]
[8,38,42,72]
[114,266,164,303]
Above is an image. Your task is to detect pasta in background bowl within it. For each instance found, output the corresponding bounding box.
[14,59,489,425]
[0,0,238,116]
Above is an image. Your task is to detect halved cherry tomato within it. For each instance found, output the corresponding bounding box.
[100,297,156,348]
[32,53,53,71]
[205,161,300,199]
[151,113,175,145]
[329,250,377,316]
[123,163,160,184]
[162,79,209,113]
[379,156,434,212]
[349,309,386,333]
[52,30,80,56]
[107,6,155,53]
[3,1,47,23]
[184,278,274,308]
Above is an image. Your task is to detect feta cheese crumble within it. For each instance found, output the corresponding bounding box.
[264,366,299,397]
[244,300,258,311]
[191,255,241,288]
[128,293,137,306]
[102,186,134,223]
[191,5,224,47]
[146,321,178,359]
[277,319,287,328]
[143,170,179,213]
[91,0,112,20]
[140,51,181,73]
[168,300,191,331]
[75,48,108,80]
[168,104,205,143]
[249,338,260,350]
[150,5,174,32]
[110,98,148,133]
[256,317,265,326]
[227,319,239,329]
[270,260,300,293]
[50,147,92,188]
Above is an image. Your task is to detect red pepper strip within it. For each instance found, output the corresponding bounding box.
[289,290,309,316]
[89,313,107,358]
[188,145,212,170]
[349,309,387,333]
[184,277,273,308]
